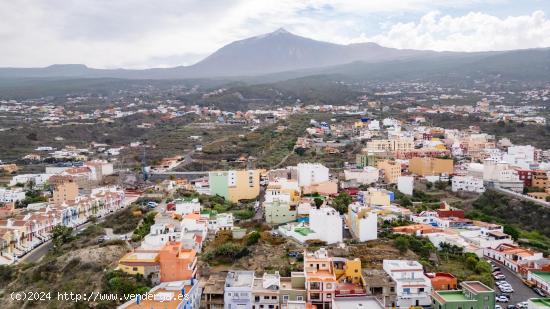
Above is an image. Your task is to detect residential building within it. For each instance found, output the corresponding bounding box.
[425,273,457,291]
[485,243,544,273]
[377,160,401,184]
[209,169,261,203]
[224,270,254,309]
[451,176,485,193]
[174,197,201,216]
[265,200,297,225]
[332,297,384,309]
[252,272,281,309]
[117,251,160,284]
[304,248,337,309]
[409,157,454,177]
[383,260,432,308]
[356,151,394,168]
[119,279,201,309]
[50,175,79,204]
[528,271,550,296]
[344,166,379,185]
[365,138,414,153]
[158,242,197,282]
[397,176,414,196]
[309,207,342,244]
[430,281,495,309]
[201,272,226,309]
[280,272,308,308]
[346,203,377,242]
[363,269,397,308]
[0,188,26,203]
[297,163,329,187]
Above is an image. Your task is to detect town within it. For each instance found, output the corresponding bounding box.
[1,97,550,309]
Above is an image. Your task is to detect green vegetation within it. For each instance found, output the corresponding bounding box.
[465,190,550,253]
[389,234,493,286]
[131,211,157,241]
[331,192,352,214]
[234,208,255,220]
[101,205,150,234]
[100,270,151,307]
[202,231,252,263]
[15,190,48,208]
[51,225,74,252]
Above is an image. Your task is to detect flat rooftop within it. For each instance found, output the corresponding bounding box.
[530,298,550,308]
[462,281,493,293]
[433,291,473,303]
[226,271,254,288]
[533,272,550,284]
[332,296,384,309]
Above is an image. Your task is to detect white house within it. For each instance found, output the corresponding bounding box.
[347,202,378,242]
[297,163,329,187]
[0,188,26,203]
[344,166,379,185]
[383,260,432,309]
[451,176,485,193]
[309,207,343,244]
[397,176,414,196]
[224,271,254,309]
[208,213,234,233]
[174,198,201,216]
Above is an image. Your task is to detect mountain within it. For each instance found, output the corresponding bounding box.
[0,28,444,79]
[183,28,437,76]
[0,28,549,82]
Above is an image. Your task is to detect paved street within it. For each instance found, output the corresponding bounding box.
[490,259,538,306]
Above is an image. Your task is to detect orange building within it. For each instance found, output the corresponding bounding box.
[426,272,458,291]
[377,160,401,184]
[50,175,79,204]
[158,241,197,282]
[393,224,443,236]
[409,157,454,176]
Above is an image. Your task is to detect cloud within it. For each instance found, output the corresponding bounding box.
[0,0,548,68]
[362,10,550,51]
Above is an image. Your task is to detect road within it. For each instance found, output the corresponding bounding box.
[490,259,538,306]
[17,195,140,264]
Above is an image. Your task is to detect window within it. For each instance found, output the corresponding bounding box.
[282,295,289,302]
[297,296,303,301]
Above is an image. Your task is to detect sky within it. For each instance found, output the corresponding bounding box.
[1,0,550,69]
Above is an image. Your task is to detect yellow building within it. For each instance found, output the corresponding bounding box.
[409,157,454,176]
[209,169,262,203]
[363,188,391,207]
[365,138,414,153]
[118,251,160,280]
[0,164,18,174]
[377,160,401,184]
[334,258,365,286]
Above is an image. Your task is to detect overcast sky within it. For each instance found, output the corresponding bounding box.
[2,0,550,69]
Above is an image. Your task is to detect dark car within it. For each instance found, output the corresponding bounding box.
[533,287,546,297]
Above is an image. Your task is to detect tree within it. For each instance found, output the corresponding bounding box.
[52,225,74,250]
[465,256,478,271]
[394,236,410,253]
[331,192,352,214]
[503,225,520,241]
[313,198,323,208]
[475,260,492,274]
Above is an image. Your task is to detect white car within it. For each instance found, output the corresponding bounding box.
[495,296,509,302]
[517,301,528,308]
[495,305,502,309]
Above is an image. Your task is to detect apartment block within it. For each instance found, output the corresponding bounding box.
[209,169,261,203]
[383,260,432,308]
[431,281,495,309]
[409,157,454,177]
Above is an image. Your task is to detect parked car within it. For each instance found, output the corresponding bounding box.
[147,201,158,208]
[97,235,110,243]
[495,305,502,309]
[494,274,506,280]
[516,302,528,309]
[533,287,546,297]
[496,295,509,303]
